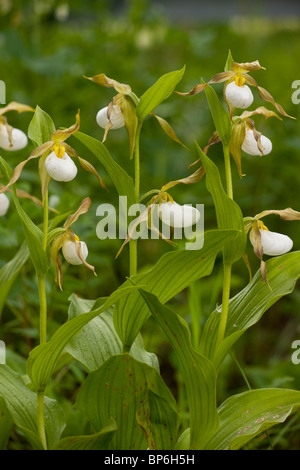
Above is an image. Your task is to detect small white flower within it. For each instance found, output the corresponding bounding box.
[225,81,254,109]
[62,237,88,265]
[242,128,272,156]
[96,105,125,130]
[0,193,10,216]
[45,151,77,182]
[0,125,28,151]
[260,229,293,256]
[158,201,200,228]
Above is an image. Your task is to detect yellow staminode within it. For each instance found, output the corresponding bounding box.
[54,143,65,159]
[74,234,80,242]
[235,73,245,87]
[258,220,269,231]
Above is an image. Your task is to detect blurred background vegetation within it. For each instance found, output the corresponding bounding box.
[1,0,300,449]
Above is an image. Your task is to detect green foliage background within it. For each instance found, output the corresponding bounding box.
[1,0,300,449]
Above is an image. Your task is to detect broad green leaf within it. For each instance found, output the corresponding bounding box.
[0,399,13,450]
[205,388,300,450]
[200,251,300,369]
[0,156,48,275]
[204,84,232,146]
[75,354,179,450]
[114,229,237,348]
[73,131,137,207]
[55,419,117,450]
[224,50,234,72]
[136,390,179,450]
[26,286,138,391]
[28,105,56,147]
[196,144,245,264]
[136,67,185,122]
[0,242,29,285]
[0,365,65,449]
[65,295,159,372]
[137,289,218,450]
[0,243,29,317]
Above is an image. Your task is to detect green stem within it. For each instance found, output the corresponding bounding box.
[223,144,233,200]
[42,191,48,252]
[216,263,232,346]
[134,122,142,201]
[37,274,47,344]
[216,144,234,347]
[36,190,49,449]
[129,121,142,277]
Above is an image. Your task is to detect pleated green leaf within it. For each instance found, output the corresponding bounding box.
[55,419,117,450]
[204,84,232,146]
[28,105,56,147]
[73,131,137,207]
[75,354,179,450]
[136,289,218,450]
[200,251,300,369]
[196,144,245,264]
[26,286,138,391]
[0,365,65,449]
[205,388,300,450]
[136,67,185,122]
[114,229,237,348]
[0,156,48,275]
[65,295,159,372]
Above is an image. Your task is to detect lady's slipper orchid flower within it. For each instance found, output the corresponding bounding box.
[259,227,293,256]
[0,193,10,216]
[158,201,200,228]
[96,104,125,131]
[224,80,254,109]
[50,197,96,289]
[228,106,279,176]
[85,73,138,157]
[244,207,300,285]
[45,145,78,182]
[176,56,293,119]
[0,101,33,151]
[0,111,107,201]
[62,235,89,265]
[0,125,28,151]
[85,72,187,157]
[241,127,272,156]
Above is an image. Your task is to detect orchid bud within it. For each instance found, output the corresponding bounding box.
[96,105,125,130]
[158,201,200,228]
[0,125,28,151]
[45,149,77,182]
[62,236,88,265]
[0,193,10,216]
[225,81,254,109]
[242,128,272,156]
[259,228,293,256]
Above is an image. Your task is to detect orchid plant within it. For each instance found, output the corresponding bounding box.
[0,51,300,451]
